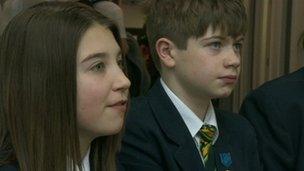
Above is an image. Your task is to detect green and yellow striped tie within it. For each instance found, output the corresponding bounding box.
[199,124,217,164]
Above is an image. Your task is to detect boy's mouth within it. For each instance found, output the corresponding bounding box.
[218,75,238,84]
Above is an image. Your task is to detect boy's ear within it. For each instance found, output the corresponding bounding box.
[155,38,176,68]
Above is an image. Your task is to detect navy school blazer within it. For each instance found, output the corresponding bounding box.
[119,80,261,171]
[240,67,304,171]
[0,163,18,171]
[0,146,99,171]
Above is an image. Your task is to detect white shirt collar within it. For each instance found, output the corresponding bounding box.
[82,147,90,171]
[160,78,219,143]
[75,147,90,171]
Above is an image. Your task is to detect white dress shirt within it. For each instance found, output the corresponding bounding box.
[160,79,219,165]
[81,148,90,171]
[74,147,90,171]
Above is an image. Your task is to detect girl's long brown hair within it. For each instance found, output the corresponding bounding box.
[0,2,122,171]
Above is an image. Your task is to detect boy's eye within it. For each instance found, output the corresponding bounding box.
[209,42,222,49]
[234,42,243,51]
[91,62,105,72]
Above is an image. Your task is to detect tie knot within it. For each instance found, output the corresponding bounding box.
[199,124,217,144]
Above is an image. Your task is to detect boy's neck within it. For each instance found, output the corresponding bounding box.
[162,77,210,120]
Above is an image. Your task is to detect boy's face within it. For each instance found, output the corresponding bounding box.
[171,26,244,100]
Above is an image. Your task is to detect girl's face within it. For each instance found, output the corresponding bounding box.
[76,24,130,139]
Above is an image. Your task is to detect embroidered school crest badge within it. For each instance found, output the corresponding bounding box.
[219,152,232,168]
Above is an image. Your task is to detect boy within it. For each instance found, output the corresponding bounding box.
[119,0,261,170]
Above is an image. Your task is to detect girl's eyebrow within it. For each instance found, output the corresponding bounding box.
[81,52,107,63]
[116,50,122,59]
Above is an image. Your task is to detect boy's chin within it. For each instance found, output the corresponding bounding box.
[212,90,233,99]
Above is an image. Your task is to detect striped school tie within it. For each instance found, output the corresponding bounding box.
[199,124,217,164]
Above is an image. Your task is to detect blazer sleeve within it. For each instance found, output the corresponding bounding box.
[118,106,165,171]
[240,89,296,171]
[0,163,19,171]
[245,120,262,171]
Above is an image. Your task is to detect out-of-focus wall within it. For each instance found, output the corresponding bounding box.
[121,3,145,28]
[289,0,304,72]
[0,0,48,34]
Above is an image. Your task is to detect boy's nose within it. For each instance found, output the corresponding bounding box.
[224,48,241,68]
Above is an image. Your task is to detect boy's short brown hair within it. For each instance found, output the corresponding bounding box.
[145,0,247,71]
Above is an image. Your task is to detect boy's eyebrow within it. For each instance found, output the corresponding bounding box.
[201,35,245,42]
[81,52,107,63]
[235,36,244,42]
[200,35,226,41]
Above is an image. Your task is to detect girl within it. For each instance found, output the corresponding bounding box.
[0,2,130,170]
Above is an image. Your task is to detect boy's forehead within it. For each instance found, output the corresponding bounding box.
[198,25,244,39]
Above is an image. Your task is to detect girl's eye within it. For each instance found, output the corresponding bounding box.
[117,59,124,69]
[91,62,105,72]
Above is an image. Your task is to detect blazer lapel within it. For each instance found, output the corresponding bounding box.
[147,80,205,170]
[213,110,237,171]
[174,139,205,171]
